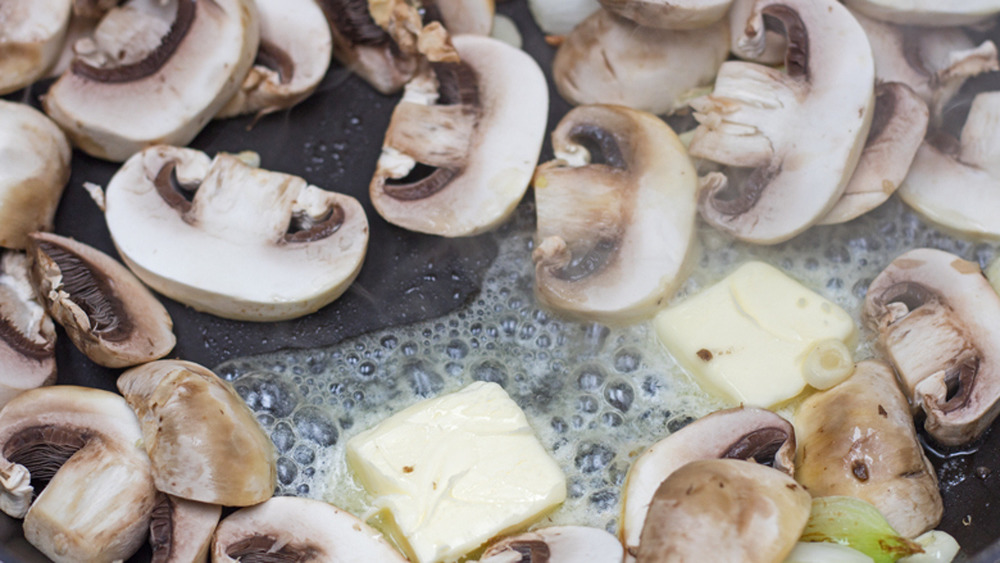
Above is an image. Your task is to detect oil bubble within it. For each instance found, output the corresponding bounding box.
[293,406,339,447]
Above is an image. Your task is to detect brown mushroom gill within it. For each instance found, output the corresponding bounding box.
[255,40,295,85]
[284,204,345,243]
[0,313,52,362]
[71,0,196,83]
[506,540,551,562]
[154,161,197,215]
[226,535,318,561]
[149,494,175,563]
[319,0,392,47]
[720,426,791,464]
[3,426,88,496]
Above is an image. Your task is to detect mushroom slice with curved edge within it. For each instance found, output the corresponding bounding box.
[103,145,369,321]
[43,0,260,162]
[216,0,332,119]
[212,496,408,562]
[598,0,731,30]
[636,459,811,563]
[370,34,548,237]
[620,406,795,560]
[795,360,943,538]
[898,92,1000,238]
[728,0,785,64]
[532,105,698,323]
[0,252,56,409]
[0,385,156,563]
[0,0,72,95]
[0,101,71,250]
[844,0,1000,27]
[688,0,874,244]
[117,359,277,506]
[817,82,929,226]
[149,492,221,563]
[864,248,1000,446]
[26,232,176,368]
[552,11,729,116]
[479,526,624,563]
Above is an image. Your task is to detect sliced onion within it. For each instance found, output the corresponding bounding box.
[800,497,923,563]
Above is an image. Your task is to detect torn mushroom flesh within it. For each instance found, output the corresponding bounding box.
[0,252,56,410]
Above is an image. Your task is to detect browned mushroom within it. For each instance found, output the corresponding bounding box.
[0,251,56,408]
[149,493,221,563]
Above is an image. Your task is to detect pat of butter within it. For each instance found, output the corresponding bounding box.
[655,262,857,407]
[345,381,567,563]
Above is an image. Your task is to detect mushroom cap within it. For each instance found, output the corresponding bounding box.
[552,10,729,116]
[149,493,221,563]
[0,252,56,409]
[844,0,1000,27]
[0,100,71,250]
[598,0,732,30]
[532,104,698,323]
[864,248,1000,445]
[104,145,369,321]
[0,0,72,95]
[795,360,942,538]
[480,526,624,563]
[117,359,277,506]
[212,496,407,562]
[370,34,548,237]
[43,0,260,161]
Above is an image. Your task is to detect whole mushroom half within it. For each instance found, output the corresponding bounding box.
[0,386,156,563]
[479,526,624,563]
[103,145,369,321]
[796,360,943,538]
[688,0,874,244]
[43,0,260,161]
[532,104,698,323]
[370,34,548,237]
[212,496,408,562]
[26,232,176,368]
[0,252,56,409]
[0,0,72,94]
[844,0,1000,27]
[864,248,1000,446]
[598,0,731,30]
[149,493,221,563]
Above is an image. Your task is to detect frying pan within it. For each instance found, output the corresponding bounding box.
[1,1,999,561]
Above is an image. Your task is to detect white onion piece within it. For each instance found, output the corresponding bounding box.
[491,14,522,49]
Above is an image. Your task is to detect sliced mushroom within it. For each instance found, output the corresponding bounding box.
[796,360,943,538]
[117,359,276,506]
[480,526,624,563]
[26,232,176,368]
[621,406,795,560]
[0,0,72,95]
[599,0,731,30]
[688,0,874,244]
[0,252,56,409]
[216,0,332,118]
[864,248,1000,446]
[636,459,811,563]
[370,34,548,236]
[552,10,729,116]
[212,496,408,562]
[527,0,601,36]
[844,0,1000,27]
[898,92,1000,238]
[150,493,221,563]
[102,145,369,321]
[728,0,785,64]
[817,82,929,225]
[43,0,260,161]
[0,385,156,563]
[0,101,71,250]
[532,104,698,322]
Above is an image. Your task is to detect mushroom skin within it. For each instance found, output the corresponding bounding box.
[688,0,874,244]
[620,406,795,560]
[150,493,221,563]
[552,10,729,116]
[532,104,698,323]
[0,386,156,563]
[636,459,811,563]
[844,0,1000,27]
[864,248,1000,446]
[26,232,176,368]
[795,360,943,538]
[0,252,56,409]
[598,0,731,30]
[727,0,785,64]
[0,0,72,95]
[479,526,624,563]
[117,360,277,506]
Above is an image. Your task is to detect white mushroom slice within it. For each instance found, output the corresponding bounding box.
[480,526,624,563]
[216,0,332,118]
[527,0,601,36]
[552,10,729,116]
[818,82,929,225]
[103,145,369,321]
[796,360,943,538]
[532,104,698,323]
[621,406,795,561]
[0,101,71,250]
[426,0,495,35]
[43,0,260,162]
[0,252,56,409]
[688,0,874,244]
[150,493,221,563]
[599,0,731,30]
[844,0,1000,27]
[370,35,547,237]
[0,386,156,563]
[864,248,1000,446]
[26,232,176,368]
[118,360,277,506]
[728,0,785,64]
[0,0,72,95]
[898,92,1000,238]
[212,496,408,562]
